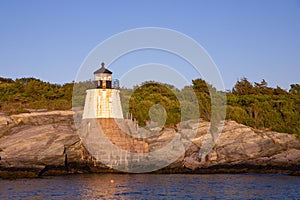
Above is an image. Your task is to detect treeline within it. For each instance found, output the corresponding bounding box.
[227,78,300,135]
[0,76,299,136]
[127,78,299,136]
[0,77,73,114]
[125,79,219,127]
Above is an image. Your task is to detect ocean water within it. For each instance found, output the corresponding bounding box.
[0,173,299,199]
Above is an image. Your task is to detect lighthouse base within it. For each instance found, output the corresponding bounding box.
[79,118,149,171]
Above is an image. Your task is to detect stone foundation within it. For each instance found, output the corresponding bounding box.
[79,118,148,170]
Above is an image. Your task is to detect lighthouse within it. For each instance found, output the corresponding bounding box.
[79,62,148,172]
[82,62,123,119]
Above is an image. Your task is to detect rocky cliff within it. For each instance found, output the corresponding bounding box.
[0,111,299,178]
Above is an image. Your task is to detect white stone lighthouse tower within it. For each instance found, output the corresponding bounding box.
[79,63,148,170]
[82,63,123,119]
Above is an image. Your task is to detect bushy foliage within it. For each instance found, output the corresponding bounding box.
[128,81,181,126]
[123,79,215,127]
[227,78,300,135]
[0,77,73,114]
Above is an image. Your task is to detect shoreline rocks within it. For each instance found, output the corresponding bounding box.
[0,111,299,178]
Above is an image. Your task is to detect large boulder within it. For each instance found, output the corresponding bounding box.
[175,120,300,171]
[0,111,89,178]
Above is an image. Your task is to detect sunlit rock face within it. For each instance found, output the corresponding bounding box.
[0,111,300,178]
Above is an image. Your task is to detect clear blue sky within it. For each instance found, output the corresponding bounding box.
[0,0,299,90]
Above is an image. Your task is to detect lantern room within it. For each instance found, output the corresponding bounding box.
[94,62,112,89]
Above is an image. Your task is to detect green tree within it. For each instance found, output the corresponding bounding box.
[232,77,255,95]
